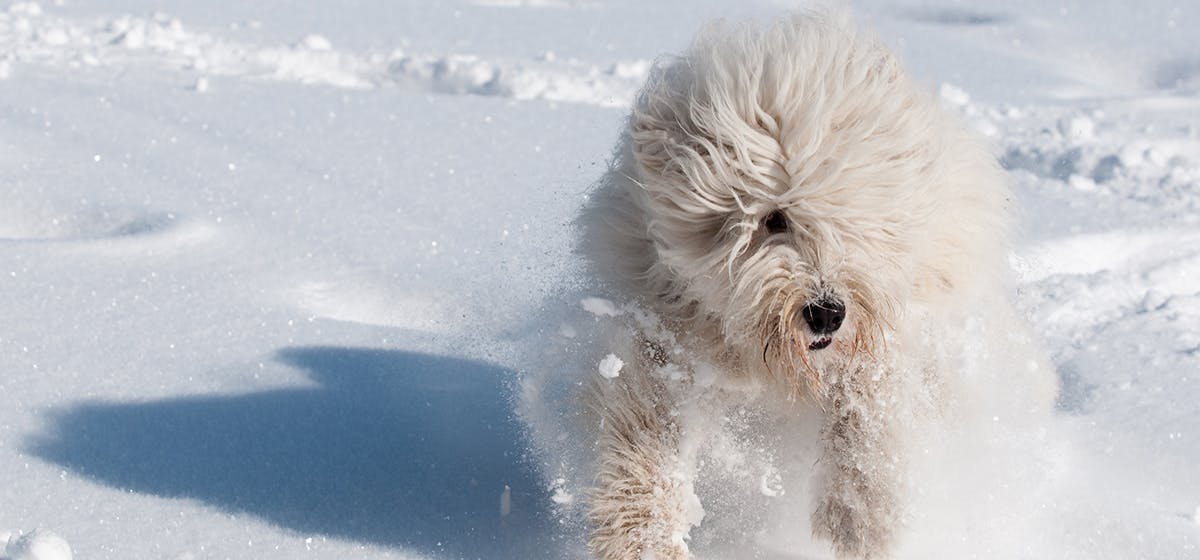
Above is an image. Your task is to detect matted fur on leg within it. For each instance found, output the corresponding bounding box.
[586,367,692,560]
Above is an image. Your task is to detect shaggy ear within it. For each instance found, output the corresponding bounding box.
[629,117,677,182]
[628,58,697,183]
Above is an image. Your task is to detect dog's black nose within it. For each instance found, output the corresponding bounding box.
[801,299,845,334]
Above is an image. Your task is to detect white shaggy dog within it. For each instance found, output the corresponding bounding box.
[569,9,1057,560]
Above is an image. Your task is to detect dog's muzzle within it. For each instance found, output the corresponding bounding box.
[800,298,845,350]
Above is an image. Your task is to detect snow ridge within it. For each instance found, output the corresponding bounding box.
[0,2,647,106]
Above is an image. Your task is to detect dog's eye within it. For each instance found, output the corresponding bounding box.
[763,210,789,234]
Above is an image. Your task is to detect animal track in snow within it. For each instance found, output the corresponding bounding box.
[0,204,216,256]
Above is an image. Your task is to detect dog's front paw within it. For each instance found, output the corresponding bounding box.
[588,471,696,560]
[812,494,895,560]
[645,540,690,560]
[588,526,689,560]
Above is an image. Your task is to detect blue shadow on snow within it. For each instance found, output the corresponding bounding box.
[28,346,560,559]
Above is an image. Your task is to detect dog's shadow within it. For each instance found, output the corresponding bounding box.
[28,346,559,558]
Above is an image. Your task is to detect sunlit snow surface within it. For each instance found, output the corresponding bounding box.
[1,1,1198,558]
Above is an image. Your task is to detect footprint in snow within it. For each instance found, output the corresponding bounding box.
[0,205,216,254]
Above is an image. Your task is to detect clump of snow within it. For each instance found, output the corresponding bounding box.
[758,470,784,497]
[938,82,970,106]
[107,14,187,50]
[1067,173,1097,191]
[580,297,620,317]
[3,530,73,560]
[386,51,640,105]
[34,26,68,46]
[1058,114,1096,140]
[550,478,574,505]
[609,59,649,79]
[299,34,332,51]
[597,353,623,378]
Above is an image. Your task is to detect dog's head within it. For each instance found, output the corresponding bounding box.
[592,11,1008,397]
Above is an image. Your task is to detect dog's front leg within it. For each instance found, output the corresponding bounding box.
[812,365,905,560]
[586,366,698,560]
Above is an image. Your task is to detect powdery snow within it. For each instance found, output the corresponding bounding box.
[0,0,1197,559]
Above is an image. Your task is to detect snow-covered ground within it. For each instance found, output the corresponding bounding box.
[0,0,1197,558]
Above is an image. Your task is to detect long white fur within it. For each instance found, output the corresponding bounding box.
[574,7,1055,560]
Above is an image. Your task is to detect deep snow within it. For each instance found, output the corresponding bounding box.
[0,0,1197,559]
